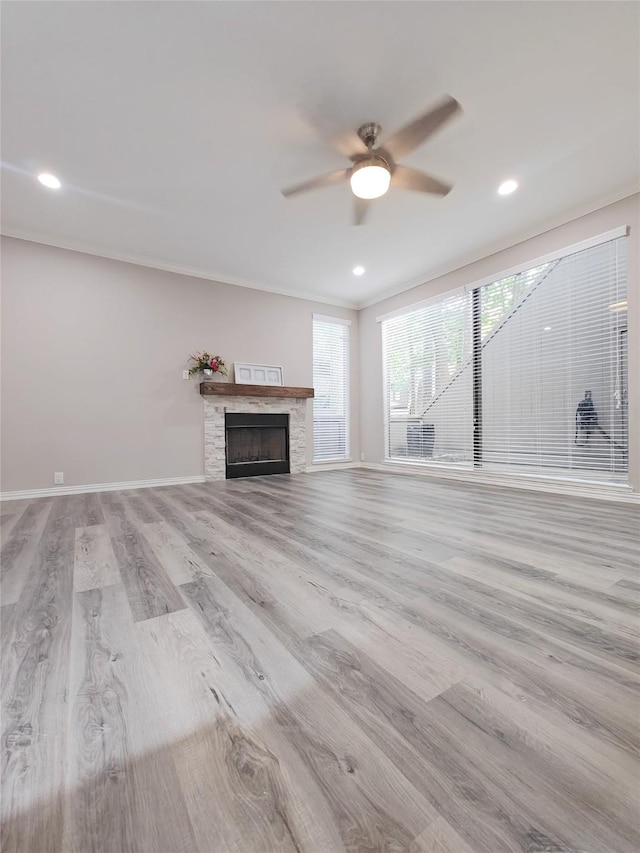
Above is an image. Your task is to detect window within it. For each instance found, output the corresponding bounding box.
[382,289,473,466]
[381,229,628,484]
[313,315,350,462]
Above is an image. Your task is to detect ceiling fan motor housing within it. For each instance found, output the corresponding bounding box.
[351,155,390,176]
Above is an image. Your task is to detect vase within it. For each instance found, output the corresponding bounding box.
[201,369,227,382]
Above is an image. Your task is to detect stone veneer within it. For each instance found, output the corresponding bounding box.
[203,395,308,481]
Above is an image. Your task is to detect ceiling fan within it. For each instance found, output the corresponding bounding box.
[281,95,461,225]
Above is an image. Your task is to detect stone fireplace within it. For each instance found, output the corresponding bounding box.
[201,383,314,481]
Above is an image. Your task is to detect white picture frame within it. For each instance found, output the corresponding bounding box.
[234,362,284,386]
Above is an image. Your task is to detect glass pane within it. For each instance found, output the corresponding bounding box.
[383,291,473,466]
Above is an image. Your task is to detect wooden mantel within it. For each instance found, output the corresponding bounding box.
[200,382,314,398]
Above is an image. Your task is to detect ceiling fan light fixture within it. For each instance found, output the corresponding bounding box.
[350,159,391,200]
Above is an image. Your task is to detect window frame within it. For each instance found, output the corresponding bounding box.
[312,313,351,463]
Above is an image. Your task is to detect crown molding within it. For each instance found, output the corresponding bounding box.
[356,186,639,310]
[3,184,637,313]
[0,229,359,310]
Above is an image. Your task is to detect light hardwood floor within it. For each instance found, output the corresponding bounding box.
[1,469,639,853]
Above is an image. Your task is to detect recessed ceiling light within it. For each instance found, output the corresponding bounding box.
[352,265,365,276]
[37,172,61,189]
[498,179,518,196]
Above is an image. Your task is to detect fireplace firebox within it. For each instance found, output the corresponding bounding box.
[225,413,290,479]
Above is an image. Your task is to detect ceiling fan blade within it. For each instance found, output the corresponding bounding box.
[392,164,452,196]
[281,168,349,198]
[384,96,461,161]
[354,197,371,226]
[333,129,369,161]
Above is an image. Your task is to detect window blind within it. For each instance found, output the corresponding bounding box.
[480,237,628,481]
[313,315,350,462]
[381,231,628,484]
[382,289,473,466]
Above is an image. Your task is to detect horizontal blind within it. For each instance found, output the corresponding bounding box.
[481,236,628,481]
[382,290,473,466]
[313,316,350,462]
[379,231,628,486]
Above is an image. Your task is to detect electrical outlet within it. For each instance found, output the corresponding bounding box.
[360,452,365,462]
[182,370,189,380]
[54,472,64,485]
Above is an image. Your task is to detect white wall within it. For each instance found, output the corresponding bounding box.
[359,194,639,493]
[0,237,359,493]
[2,194,638,495]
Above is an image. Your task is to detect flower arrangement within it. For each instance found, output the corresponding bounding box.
[187,351,229,379]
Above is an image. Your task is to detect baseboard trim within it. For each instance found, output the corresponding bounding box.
[0,475,207,502]
[305,461,361,473]
[3,465,637,504]
[361,462,639,504]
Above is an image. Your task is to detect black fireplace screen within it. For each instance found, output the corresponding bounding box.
[226,426,287,464]
[225,413,290,478]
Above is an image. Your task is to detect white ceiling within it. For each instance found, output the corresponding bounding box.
[2,1,638,308]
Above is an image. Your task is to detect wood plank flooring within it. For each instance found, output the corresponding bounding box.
[1,469,639,853]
